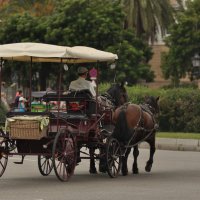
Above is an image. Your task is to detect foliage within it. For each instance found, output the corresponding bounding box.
[0,0,56,19]
[120,0,175,42]
[105,30,154,84]
[161,0,200,86]
[0,0,154,88]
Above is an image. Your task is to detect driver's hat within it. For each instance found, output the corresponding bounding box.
[77,67,88,74]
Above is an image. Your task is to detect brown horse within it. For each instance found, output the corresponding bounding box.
[112,96,159,175]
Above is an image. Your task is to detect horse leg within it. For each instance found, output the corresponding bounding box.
[121,147,131,176]
[145,137,156,172]
[89,148,97,174]
[132,145,139,174]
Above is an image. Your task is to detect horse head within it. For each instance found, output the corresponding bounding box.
[144,96,160,115]
[106,82,128,107]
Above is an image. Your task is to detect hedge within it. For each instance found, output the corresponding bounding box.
[99,83,200,133]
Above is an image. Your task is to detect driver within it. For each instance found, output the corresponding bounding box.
[69,67,96,97]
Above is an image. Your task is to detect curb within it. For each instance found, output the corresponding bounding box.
[139,138,200,152]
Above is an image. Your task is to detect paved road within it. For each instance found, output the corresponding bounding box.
[1,148,200,200]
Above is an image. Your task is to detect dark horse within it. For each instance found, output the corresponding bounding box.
[89,82,128,173]
[112,96,159,175]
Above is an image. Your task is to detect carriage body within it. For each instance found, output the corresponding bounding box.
[1,90,117,181]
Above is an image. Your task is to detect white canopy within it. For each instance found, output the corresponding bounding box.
[0,42,118,63]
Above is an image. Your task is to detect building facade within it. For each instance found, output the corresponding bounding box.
[148,0,189,88]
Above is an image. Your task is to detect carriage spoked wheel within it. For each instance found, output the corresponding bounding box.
[52,130,77,182]
[38,155,53,176]
[0,139,9,177]
[106,138,122,178]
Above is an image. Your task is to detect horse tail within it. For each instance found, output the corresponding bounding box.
[112,110,131,143]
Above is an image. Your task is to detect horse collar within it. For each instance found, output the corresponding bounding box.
[104,92,116,105]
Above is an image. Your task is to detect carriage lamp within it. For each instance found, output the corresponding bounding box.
[89,67,97,87]
[110,62,116,70]
[89,67,97,79]
[192,53,200,78]
[36,72,39,79]
[63,64,69,71]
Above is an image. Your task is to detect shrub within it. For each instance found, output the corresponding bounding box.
[99,83,200,133]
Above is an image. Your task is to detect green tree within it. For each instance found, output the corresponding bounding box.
[0,0,56,19]
[105,30,154,84]
[161,0,200,86]
[0,0,154,88]
[120,0,176,42]
[45,0,154,84]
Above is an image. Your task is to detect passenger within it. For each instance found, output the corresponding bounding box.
[14,90,27,112]
[14,90,23,108]
[69,67,96,97]
[18,96,27,112]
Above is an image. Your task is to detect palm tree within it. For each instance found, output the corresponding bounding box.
[121,0,178,42]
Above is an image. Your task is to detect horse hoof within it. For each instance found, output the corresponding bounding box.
[89,168,97,174]
[132,168,139,174]
[121,169,128,176]
[99,165,107,173]
[145,164,152,172]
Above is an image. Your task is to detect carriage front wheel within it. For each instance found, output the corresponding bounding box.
[106,138,122,178]
[52,130,77,182]
[38,155,53,176]
[0,139,9,177]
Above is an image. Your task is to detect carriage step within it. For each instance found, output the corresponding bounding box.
[14,155,25,164]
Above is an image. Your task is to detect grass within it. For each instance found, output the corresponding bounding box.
[157,132,200,139]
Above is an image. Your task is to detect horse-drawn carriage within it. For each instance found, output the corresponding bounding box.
[0,42,126,181]
[0,43,160,182]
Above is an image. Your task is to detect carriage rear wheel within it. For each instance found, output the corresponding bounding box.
[52,130,77,182]
[106,138,122,178]
[0,140,9,177]
[38,155,53,176]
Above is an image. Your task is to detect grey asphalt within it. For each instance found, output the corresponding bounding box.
[140,137,200,152]
[1,149,200,200]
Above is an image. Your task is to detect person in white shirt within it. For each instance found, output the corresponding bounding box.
[69,67,96,97]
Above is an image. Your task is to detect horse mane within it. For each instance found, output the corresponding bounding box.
[106,83,128,107]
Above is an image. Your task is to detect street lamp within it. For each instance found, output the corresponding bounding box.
[192,53,200,78]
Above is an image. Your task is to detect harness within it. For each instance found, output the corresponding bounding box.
[101,92,115,106]
[123,103,159,149]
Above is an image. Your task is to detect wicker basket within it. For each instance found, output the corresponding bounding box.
[9,120,48,140]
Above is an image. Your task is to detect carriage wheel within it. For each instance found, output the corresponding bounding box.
[0,140,9,177]
[38,155,53,176]
[106,138,122,178]
[52,130,76,182]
